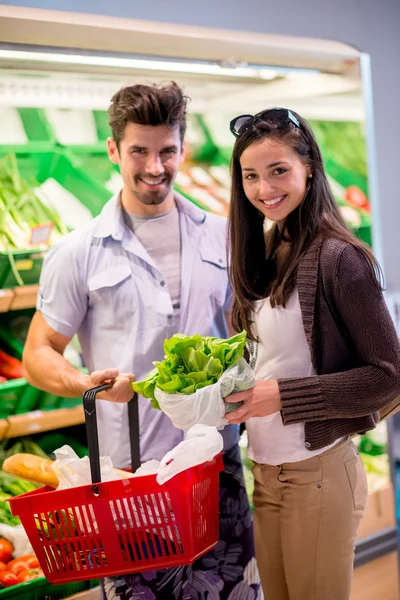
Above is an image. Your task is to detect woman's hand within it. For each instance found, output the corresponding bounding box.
[224,380,281,424]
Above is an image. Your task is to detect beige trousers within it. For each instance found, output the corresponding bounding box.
[253,437,368,600]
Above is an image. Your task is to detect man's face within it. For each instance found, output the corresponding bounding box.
[108,122,185,208]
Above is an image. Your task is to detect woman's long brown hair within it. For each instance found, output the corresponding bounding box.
[228,109,383,340]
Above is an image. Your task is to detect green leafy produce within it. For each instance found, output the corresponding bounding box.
[0,438,49,470]
[0,153,68,252]
[133,331,247,409]
[0,491,20,526]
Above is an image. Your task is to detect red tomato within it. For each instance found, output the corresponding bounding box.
[7,554,38,574]
[6,559,28,575]
[17,568,43,583]
[26,556,40,569]
[0,571,18,587]
[0,539,13,564]
[0,562,6,572]
[344,186,370,211]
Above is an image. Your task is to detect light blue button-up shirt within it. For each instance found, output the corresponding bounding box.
[37,193,239,467]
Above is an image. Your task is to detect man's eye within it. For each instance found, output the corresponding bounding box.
[162,148,176,155]
[132,149,145,154]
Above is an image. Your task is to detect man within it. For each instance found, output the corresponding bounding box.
[23,82,261,600]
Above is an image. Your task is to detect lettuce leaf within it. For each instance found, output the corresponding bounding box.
[132,330,247,409]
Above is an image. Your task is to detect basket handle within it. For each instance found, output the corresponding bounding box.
[83,385,141,492]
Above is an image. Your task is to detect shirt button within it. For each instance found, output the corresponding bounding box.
[218,258,223,264]
[167,315,173,321]
[305,442,311,449]
[160,280,166,287]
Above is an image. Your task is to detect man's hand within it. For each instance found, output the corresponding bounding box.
[86,369,135,403]
[224,380,281,424]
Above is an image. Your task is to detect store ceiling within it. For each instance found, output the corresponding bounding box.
[0,5,361,75]
[0,5,365,122]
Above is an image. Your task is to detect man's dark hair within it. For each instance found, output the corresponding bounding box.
[108,81,189,147]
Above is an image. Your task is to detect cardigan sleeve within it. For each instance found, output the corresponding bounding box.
[278,244,400,424]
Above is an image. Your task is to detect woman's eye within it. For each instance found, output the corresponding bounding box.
[244,173,257,180]
[273,168,286,175]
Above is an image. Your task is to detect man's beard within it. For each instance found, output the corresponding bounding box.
[133,174,172,206]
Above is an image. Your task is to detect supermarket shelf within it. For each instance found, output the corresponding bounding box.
[1,405,84,439]
[354,526,398,568]
[0,284,39,312]
[0,419,8,439]
[0,288,14,312]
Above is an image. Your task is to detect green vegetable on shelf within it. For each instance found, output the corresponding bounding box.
[133,331,247,409]
[0,153,68,253]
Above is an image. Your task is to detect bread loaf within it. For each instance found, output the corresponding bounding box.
[3,453,59,488]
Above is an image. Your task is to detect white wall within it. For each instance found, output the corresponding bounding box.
[3,0,400,294]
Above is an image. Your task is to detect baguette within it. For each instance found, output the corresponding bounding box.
[3,453,59,488]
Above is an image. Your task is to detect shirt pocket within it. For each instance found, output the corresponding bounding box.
[199,245,228,307]
[88,264,136,324]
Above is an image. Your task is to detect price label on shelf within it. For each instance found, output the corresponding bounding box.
[30,222,53,246]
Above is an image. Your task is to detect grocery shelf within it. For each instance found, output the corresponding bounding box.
[0,288,14,312]
[0,284,38,312]
[1,405,84,439]
[0,419,8,439]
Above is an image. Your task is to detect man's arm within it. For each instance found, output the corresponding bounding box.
[23,311,134,403]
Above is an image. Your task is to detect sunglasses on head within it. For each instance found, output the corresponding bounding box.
[229,108,301,138]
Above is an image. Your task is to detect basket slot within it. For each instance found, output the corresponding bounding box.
[43,546,59,574]
[193,481,208,541]
[73,505,91,537]
[69,540,84,571]
[80,506,92,535]
[134,496,154,560]
[142,494,162,557]
[88,504,99,534]
[97,538,108,567]
[109,500,124,532]
[48,510,76,572]
[161,492,183,552]
[128,496,142,528]
[153,493,178,557]
[157,494,178,555]
[35,512,60,573]
[151,493,174,556]
[145,493,167,558]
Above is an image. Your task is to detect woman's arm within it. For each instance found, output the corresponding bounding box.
[278,243,400,424]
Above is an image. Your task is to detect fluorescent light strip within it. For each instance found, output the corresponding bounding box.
[0,49,278,79]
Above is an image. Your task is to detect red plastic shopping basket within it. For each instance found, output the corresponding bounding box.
[9,384,223,584]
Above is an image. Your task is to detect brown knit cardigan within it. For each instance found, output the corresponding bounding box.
[277,236,400,450]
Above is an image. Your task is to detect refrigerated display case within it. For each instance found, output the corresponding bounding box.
[0,7,398,598]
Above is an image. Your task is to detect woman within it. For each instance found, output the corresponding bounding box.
[224,108,400,600]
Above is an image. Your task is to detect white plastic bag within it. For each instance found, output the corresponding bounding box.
[0,524,33,558]
[53,445,134,490]
[157,424,223,484]
[154,357,255,431]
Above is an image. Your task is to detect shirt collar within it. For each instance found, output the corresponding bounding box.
[92,193,125,240]
[92,190,206,240]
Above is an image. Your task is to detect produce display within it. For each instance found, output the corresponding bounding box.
[133,331,247,409]
[0,351,23,382]
[0,467,43,591]
[0,153,68,253]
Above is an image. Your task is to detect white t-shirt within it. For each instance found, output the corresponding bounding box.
[246,288,337,465]
[124,204,181,321]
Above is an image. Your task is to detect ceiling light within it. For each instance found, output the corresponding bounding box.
[0,48,279,80]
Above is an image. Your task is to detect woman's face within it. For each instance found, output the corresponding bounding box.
[239,137,310,223]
